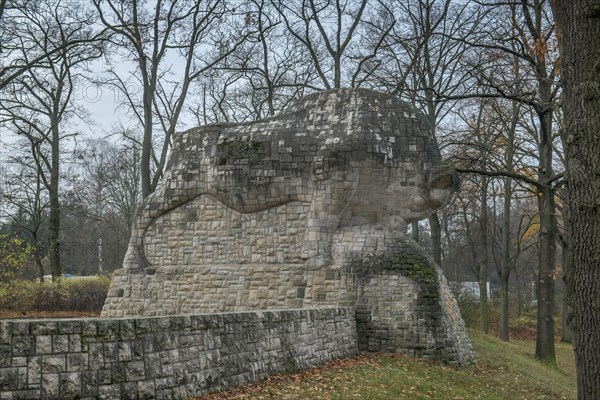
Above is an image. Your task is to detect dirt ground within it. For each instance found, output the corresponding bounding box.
[0,310,101,319]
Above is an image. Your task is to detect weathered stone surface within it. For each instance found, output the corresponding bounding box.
[0,309,356,399]
[101,88,473,367]
[119,87,457,272]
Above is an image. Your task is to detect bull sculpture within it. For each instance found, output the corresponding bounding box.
[123,88,458,271]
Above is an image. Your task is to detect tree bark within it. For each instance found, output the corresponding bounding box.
[499,177,512,341]
[49,116,61,281]
[411,221,419,242]
[550,1,600,397]
[478,176,489,334]
[560,216,572,343]
[535,183,556,360]
[535,107,557,362]
[500,99,518,341]
[429,213,442,265]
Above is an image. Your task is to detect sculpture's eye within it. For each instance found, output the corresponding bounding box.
[413,193,428,208]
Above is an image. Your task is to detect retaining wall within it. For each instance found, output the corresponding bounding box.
[0,308,357,399]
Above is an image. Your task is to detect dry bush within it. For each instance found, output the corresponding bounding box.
[0,276,110,312]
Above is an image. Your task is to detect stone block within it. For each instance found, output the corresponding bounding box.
[12,389,42,399]
[69,335,81,353]
[67,353,88,371]
[98,383,120,400]
[96,320,120,341]
[31,322,57,336]
[80,370,98,398]
[52,335,69,353]
[137,380,155,400]
[82,320,98,337]
[111,362,126,383]
[96,368,112,385]
[10,322,30,337]
[41,355,66,373]
[41,373,59,398]
[119,320,136,340]
[0,368,19,391]
[117,342,132,362]
[11,336,34,357]
[58,320,81,335]
[59,372,80,397]
[103,342,119,362]
[87,343,104,368]
[125,361,145,381]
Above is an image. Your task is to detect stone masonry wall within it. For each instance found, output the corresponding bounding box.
[342,228,476,367]
[144,196,310,266]
[102,195,475,367]
[0,308,356,400]
[103,196,358,317]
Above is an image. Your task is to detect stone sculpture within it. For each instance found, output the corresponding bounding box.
[123,88,457,270]
[103,88,475,367]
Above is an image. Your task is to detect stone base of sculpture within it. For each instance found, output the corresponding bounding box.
[102,196,475,366]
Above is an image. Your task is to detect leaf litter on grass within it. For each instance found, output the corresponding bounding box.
[194,336,575,400]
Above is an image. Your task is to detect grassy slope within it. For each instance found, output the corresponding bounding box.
[200,336,576,400]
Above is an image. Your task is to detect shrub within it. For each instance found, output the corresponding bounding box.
[28,280,70,311]
[0,276,111,312]
[0,280,34,310]
[455,289,480,329]
[63,276,111,311]
[0,235,33,283]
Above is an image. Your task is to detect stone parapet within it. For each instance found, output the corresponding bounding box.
[0,308,357,399]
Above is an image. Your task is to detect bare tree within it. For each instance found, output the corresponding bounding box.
[453,98,501,334]
[443,0,562,361]
[271,0,392,89]
[0,0,105,91]
[93,0,249,197]
[76,137,142,238]
[0,0,104,279]
[206,0,321,121]
[58,137,142,274]
[0,146,48,280]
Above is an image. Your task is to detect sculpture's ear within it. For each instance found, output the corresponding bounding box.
[429,168,460,191]
[430,174,453,189]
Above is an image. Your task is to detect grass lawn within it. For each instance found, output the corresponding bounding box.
[199,335,576,400]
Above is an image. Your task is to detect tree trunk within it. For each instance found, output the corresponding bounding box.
[551,2,600,397]
[141,86,154,197]
[499,262,510,341]
[516,272,523,317]
[500,100,518,341]
[49,124,61,281]
[334,55,341,89]
[561,283,572,343]
[535,109,557,362]
[411,221,419,242]
[478,177,489,335]
[34,243,44,282]
[561,230,572,343]
[429,213,441,264]
[499,180,512,341]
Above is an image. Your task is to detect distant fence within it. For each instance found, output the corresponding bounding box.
[0,308,357,399]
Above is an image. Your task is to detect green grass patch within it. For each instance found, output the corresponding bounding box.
[201,335,576,400]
